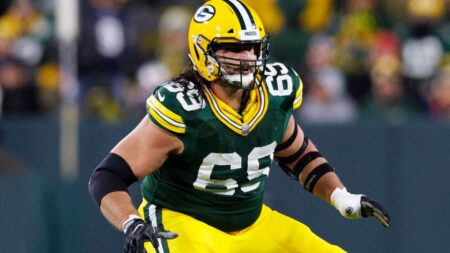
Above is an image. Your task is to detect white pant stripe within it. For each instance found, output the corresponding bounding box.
[148,204,164,253]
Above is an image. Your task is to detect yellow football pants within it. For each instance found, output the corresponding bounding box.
[138,200,346,253]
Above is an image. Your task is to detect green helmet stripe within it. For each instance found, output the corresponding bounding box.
[237,0,256,28]
[223,0,255,30]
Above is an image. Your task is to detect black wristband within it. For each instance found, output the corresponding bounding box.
[303,163,335,193]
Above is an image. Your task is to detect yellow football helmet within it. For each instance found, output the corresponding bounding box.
[188,0,269,88]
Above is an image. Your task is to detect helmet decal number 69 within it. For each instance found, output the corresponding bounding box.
[194,5,215,23]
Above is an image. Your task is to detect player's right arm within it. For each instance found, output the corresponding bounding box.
[88,116,183,248]
[94,117,183,230]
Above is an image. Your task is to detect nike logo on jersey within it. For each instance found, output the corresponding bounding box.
[157,91,165,102]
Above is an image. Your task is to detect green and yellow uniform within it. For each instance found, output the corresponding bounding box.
[140,62,345,253]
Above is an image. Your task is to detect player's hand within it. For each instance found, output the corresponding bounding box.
[360,196,391,227]
[330,187,391,228]
[123,219,178,253]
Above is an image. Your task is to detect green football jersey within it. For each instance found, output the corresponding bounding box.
[144,62,303,232]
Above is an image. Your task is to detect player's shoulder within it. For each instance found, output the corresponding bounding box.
[263,62,304,110]
[265,62,299,76]
[150,81,190,108]
[146,80,204,134]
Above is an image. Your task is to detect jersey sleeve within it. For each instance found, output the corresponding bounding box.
[146,84,186,134]
[264,62,304,112]
[291,69,304,111]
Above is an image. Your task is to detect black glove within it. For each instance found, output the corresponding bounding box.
[360,196,391,227]
[123,219,178,253]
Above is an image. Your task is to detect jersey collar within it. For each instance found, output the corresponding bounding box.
[202,81,268,136]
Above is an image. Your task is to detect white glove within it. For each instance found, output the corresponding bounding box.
[330,187,363,219]
[330,187,391,227]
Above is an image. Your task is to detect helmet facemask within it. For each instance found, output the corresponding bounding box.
[208,35,269,89]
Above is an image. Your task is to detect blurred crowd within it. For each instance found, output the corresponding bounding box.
[0,0,449,124]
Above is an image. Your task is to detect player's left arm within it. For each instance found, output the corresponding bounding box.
[274,116,391,227]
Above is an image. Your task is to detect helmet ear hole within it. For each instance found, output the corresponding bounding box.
[227,29,234,33]
[206,65,215,75]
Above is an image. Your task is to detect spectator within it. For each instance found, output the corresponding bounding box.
[0,57,40,115]
[0,0,51,66]
[0,23,14,59]
[131,5,192,112]
[334,0,381,104]
[428,66,450,121]
[400,0,447,109]
[305,33,337,71]
[298,0,334,33]
[369,30,401,68]
[35,61,60,114]
[78,0,134,120]
[298,67,357,124]
[361,54,421,123]
[0,0,449,123]
[297,34,357,124]
[78,0,168,121]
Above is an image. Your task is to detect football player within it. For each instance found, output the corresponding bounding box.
[89,0,390,252]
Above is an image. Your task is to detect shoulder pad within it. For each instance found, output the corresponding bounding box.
[146,81,205,134]
[146,82,186,134]
[263,62,304,110]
